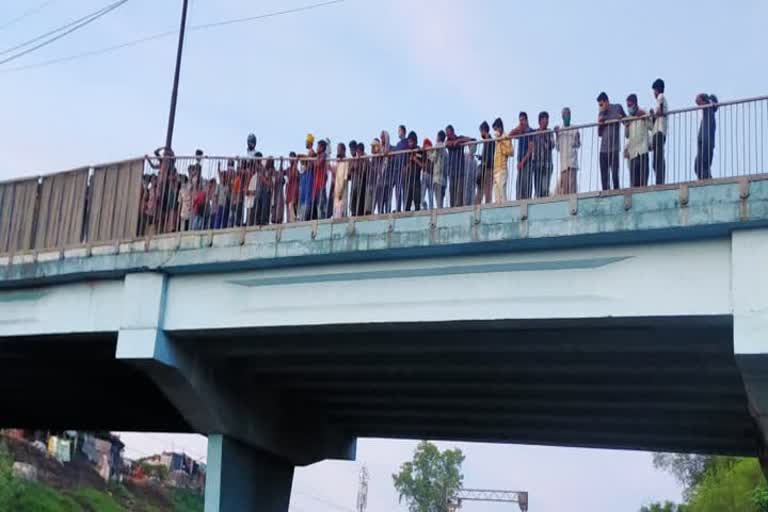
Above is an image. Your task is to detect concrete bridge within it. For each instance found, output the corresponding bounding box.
[2,176,768,512]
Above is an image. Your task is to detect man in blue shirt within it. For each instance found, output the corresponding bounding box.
[510,112,535,200]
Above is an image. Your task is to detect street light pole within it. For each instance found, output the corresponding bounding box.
[163,0,190,152]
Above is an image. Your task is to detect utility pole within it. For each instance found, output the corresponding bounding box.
[164,0,190,152]
[356,466,369,512]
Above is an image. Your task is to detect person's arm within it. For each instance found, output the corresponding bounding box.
[517,140,534,170]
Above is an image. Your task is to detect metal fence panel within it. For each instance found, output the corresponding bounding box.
[34,168,88,250]
[87,159,144,244]
[0,179,39,254]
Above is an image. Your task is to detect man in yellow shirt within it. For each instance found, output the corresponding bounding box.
[491,118,514,203]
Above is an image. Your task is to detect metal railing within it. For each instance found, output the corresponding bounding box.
[1,95,767,256]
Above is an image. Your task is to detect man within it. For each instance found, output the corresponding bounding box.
[299,134,316,221]
[491,118,513,203]
[532,112,554,198]
[597,92,626,190]
[555,107,581,195]
[188,149,204,185]
[312,139,329,219]
[478,121,495,204]
[649,78,668,185]
[404,131,423,212]
[430,130,448,209]
[445,125,472,207]
[246,134,257,158]
[332,143,349,218]
[394,125,409,211]
[510,112,535,200]
[624,94,651,188]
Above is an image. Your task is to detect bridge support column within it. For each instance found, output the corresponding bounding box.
[732,229,768,476]
[204,434,294,512]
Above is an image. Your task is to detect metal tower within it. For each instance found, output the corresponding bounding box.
[449,489,529,512]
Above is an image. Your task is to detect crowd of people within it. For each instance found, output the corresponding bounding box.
[140,79,721,235]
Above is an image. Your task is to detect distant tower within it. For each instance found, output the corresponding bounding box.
[356,466,369,512]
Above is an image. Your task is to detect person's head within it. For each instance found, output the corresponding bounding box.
[357,142,366,156]
[652,78,665,97]
[349,140,358,155]
[247,134,257,150]
[398,125,407,140]
[336,142,346,158]
[518,112,529,129]
[423,138,433,150]
[445,125,456,138]
[306,133,315,150]
[538,111,549,130]
[265,157,275,170]
[597,92,609,111]
[371,138,381,154]
[180,175,188,185]
[207,178,216,189]
[317,139,328,154]
[696,93,719,111]
[407,131,418,149]
[479,121,490,138]
[227,159,235,171]
[492,118,504,137]
[195,149,204,162]
[437,130,446,143]
[626,94,639,115]
[561,107,572,127]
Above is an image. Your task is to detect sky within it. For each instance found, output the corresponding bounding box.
[2,0,766,510]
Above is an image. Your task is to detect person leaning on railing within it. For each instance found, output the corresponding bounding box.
[554,108,580,195]
[623,94,652,188]
[491,118,513,204]
[597,92,627,191]
[694,93,718,180]
[510,112,535,200]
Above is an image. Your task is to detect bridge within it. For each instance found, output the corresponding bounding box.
[2,99,768,512]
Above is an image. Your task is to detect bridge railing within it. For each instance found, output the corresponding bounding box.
[1,95,767,257]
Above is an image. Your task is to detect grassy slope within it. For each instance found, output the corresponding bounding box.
[1,482,203,512]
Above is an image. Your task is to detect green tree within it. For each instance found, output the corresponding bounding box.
[392,441,465,512]
[652,453,717,499]
[686,458,766,512]
[752,487,768,512]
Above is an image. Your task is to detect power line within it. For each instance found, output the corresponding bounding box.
[0,0,344,74]
[0,0,127,57]
[0,0,58,32]
[0,0,129,66]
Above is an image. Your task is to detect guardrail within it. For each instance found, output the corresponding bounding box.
[1,95,766,257]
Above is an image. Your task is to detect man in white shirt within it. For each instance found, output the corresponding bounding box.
[555,107,580,195]
[624,94,651,188]
[650,79,667,185]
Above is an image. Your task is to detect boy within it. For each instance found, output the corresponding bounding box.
[650,78,667,185]
[404,131,423,211]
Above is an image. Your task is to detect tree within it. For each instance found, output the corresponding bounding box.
[392,441,465,512]
[652,453,716,499]
[686,458,765,512]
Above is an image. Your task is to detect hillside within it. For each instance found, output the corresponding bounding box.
[0,435,203,512]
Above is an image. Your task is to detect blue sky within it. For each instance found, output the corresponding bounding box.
[3,0,766,510]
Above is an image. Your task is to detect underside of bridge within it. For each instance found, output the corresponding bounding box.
[170,315,757,457]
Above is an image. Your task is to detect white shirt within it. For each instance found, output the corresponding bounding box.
[556,129,580,170]
[652,93,668,136]
[245,173,259,208]
[625,116,651,159]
